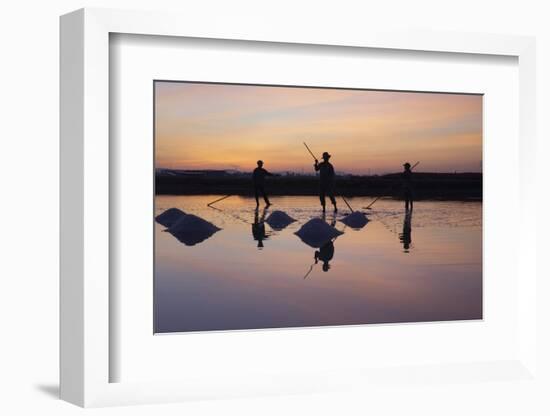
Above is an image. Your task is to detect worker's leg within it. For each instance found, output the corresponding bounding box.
[406,190,413,211]
[328,187,337,212]
[254,186,260,206]
[319,187,326,211]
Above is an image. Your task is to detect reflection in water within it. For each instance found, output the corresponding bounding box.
[303,213,338,278]
[322,211,337,227]
[399,210,413,253]
[319,213,337,272]
[315,240,335,272]
[154,196,482,333]
[251,207,270,249]
[158,209,221,246]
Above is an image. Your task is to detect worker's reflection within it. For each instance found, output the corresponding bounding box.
[399,210,412,253]
[314,239,335,272]
[252,207,269,248]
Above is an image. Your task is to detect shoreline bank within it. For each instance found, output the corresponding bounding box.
[156,172,482,200]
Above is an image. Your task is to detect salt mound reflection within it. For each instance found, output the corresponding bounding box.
[167,213,221,246]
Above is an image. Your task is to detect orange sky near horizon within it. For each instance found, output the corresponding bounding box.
[155,82,482,174]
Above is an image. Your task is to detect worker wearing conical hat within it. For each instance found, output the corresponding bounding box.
[314,152,337,213]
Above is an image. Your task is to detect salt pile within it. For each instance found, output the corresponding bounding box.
[294,218,343,248]
[339,211,369,229]
[155,208,186,227]
[265,210,296,230]
[166,214,221,246]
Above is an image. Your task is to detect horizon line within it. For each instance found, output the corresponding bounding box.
[155,167,483,175]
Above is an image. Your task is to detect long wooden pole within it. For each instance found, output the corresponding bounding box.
[208,203,253,225]
[341,196,354,212]
[303,142,317,161]
[303,263,315,279]
[364,195,384,210]
[206,194,232,207]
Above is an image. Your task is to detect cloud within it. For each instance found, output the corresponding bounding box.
[155,82,483,173]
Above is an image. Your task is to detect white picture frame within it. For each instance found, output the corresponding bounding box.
[60,7,538,407]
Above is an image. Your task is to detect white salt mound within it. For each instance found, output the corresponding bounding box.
[265,210,296,230]
[156,208,186,227]
[167,214,221,246]
[294,218,343,248]
[339,211,369,229]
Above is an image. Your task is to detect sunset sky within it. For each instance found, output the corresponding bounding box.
[155,82,482,174]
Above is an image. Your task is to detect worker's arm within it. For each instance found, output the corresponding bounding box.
[265,169,281,177]
[314,160,320,171]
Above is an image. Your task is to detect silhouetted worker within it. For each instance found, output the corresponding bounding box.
[251,207,269,248]
[399,210,412,252]
[402,162,414,211]
[252,160,275,207]
[314,240,335,272]
[314,152,337,212]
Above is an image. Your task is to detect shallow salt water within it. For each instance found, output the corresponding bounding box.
[154,195,482,333]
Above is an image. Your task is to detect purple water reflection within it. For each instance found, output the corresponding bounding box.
[154,195,482,333]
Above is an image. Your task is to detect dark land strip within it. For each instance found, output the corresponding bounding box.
[156,172,482,200]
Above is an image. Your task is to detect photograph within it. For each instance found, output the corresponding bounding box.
[153,81,483,333]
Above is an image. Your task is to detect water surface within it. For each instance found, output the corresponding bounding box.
[154,195,482,333]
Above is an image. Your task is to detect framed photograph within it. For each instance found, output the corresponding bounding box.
[60,8,538,407]
[152,80,483,334]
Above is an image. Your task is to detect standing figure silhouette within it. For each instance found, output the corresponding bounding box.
[252,160,275,207]
[314,152,337,213]
[402,162,414,211]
